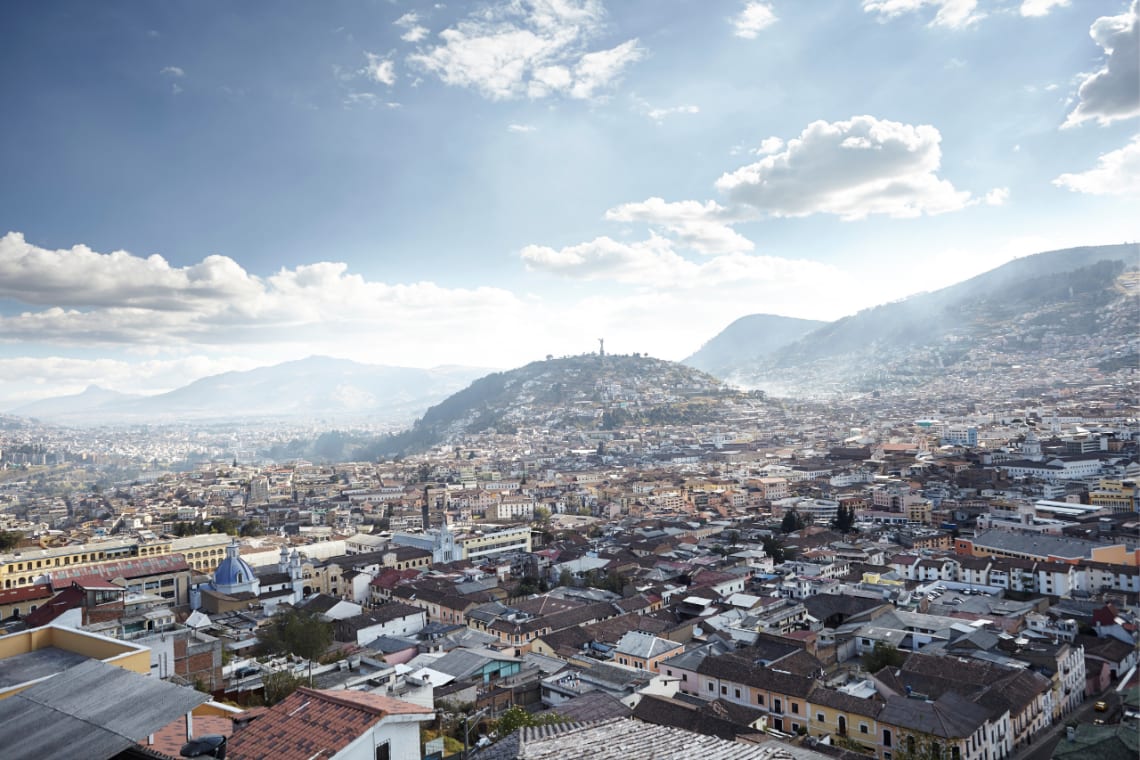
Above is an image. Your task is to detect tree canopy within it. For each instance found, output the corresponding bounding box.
[862,641,905,673]
[258,607,333,664]
[781,508,804,534]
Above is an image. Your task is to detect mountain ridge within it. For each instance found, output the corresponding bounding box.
[8,357,495,425]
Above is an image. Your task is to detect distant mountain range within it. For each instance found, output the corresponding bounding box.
[10,243,1136,432]
[687,243,1139,396]
[7,357,493,425]
[683,314,826,378]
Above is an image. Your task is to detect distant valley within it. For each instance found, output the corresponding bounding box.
[7,357,494,427]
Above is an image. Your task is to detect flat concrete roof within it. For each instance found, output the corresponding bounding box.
[0,646,92,690]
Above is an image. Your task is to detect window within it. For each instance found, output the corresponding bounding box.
[721,685,728,695]
[791,702,799,714]
[884,729,892,748]
[735,688,741,699]
[774,699,782,714]
[708,682,714,692]
[756,694,764,706]
[375,741,390,760]
[666,669,673,676]
[860,723,869,735]
[817,713,825,723]
[682,674,687,682]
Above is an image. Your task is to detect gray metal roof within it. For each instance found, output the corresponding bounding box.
[0,659,209,760]
[470,717,835,760]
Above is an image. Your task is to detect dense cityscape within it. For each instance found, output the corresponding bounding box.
[3,0,1138,758]
[0,347,1137,759]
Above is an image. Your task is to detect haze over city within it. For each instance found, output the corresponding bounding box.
[1,0,1136,406]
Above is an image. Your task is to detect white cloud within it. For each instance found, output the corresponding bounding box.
[1063,1,1139,128]
[1020,0,1069,18]
[715,115,973,220]
[345,92,379,107]
[754,136,784,154]
[160,66,184,77]
[985,187,1010,205]
[1052,135,1140,195]
[569,40,643,99]
[862,0,984,29]
[646,104,699,123]
[508,123,537,132]
[362,53,397,86]
[395,15,431,43]
[0,232,525,354]
[604,198,752,255]
[407,0,643,101]
[732,2,777,39]
[520,234,830,291]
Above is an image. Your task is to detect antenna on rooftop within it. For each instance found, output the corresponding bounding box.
[598,338,605,357]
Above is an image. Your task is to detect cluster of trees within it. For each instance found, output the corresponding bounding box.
[0,530,24,551]
[781,508,805,534]
[492,706,566,736]
[830,504,858,533]
[170,518,263,537]
[256,607,334,703]
[862,641,905,673]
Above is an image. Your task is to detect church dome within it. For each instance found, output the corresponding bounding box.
[213,540,257,591]
[214,554,256,587]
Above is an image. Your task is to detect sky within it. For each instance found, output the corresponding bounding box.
[1,0,1137,406]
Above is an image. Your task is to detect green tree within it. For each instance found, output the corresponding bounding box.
[240,520,263,537]
[0,530,24,551]
[532,505,552,525]
[259,607,333,683]
[862,642,905,674]
[781,508,804,534]
[760,535,786,564]
[831,504,856,533]
[558,569,574,588]
[262,669,304,706]
[493,706,566,736]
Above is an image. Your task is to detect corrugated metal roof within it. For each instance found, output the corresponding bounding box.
[470,717,832,760]
[0,659,209,760]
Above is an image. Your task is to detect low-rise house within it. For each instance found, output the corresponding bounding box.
[226,687,434,760]
[611,630,683,672]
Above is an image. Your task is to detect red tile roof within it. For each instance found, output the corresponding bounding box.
[141,714,234,759]
[226,687,432,760]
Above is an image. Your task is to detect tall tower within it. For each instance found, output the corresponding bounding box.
[598,338,604,357]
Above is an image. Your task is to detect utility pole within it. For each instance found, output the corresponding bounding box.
[462,706,490,759]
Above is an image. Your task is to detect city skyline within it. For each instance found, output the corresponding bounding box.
[1,0,1137,405]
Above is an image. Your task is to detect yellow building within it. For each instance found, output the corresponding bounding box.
[1089,479,1138,513]
[0,533,230,590]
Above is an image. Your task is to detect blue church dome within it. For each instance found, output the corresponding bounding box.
[214,554,256,587]
[213,540,257,592]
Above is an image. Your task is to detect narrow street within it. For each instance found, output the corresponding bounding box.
[1013,691,1117,760]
